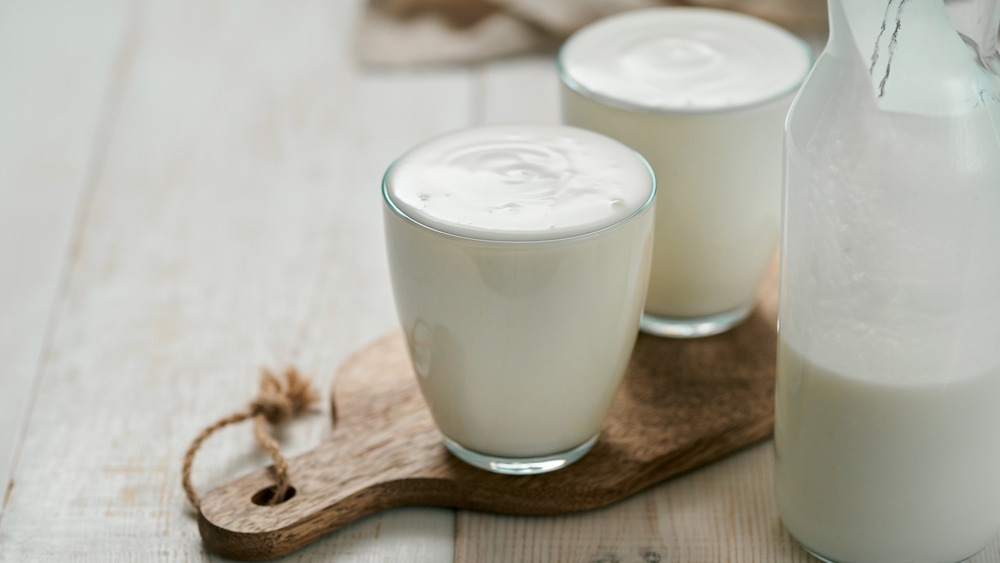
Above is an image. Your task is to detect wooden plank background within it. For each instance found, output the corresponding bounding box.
[1,0,999,561]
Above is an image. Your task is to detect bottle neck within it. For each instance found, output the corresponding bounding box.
[826,0,1000,114]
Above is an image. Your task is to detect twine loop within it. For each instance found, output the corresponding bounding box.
[182,367,319,511]
[251,369,315,425]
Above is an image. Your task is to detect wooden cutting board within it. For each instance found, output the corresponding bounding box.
[197,271,778,560]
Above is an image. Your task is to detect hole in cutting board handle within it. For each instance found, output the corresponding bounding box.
[251,485,297,506]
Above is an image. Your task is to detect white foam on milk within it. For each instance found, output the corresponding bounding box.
[384,125,654,242]
[558,8,812,112]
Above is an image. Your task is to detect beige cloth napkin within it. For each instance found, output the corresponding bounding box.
[357,0,827,66]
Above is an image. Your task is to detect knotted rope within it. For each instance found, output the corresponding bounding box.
[181,367,319,511]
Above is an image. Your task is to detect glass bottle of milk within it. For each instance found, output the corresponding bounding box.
[775,1,1000,562]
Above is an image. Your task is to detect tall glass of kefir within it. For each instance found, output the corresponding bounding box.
[559,8,812,337]
[383,125,655,474]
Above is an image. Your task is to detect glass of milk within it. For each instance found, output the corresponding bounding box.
[558,8,812,337]
[382,125,656,475]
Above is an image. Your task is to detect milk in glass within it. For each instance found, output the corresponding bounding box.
[559,8,812,337]
[383,125,655,474]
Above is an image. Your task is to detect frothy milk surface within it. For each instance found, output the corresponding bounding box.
[384,125,654,241]
[558,8,812,112]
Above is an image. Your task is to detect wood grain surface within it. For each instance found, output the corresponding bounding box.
[0,0,132,501]
[198,269,780,560]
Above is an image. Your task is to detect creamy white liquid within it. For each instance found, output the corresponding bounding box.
[775,340,1000,563]
[386,125,654,241]
[559,8,812,112]
[384,125,655,457]
[560,8,811,321]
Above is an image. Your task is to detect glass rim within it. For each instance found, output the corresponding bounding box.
[556,9,816,116]
[381,135,657,245]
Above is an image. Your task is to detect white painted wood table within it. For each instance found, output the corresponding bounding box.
[2,1,999,561]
